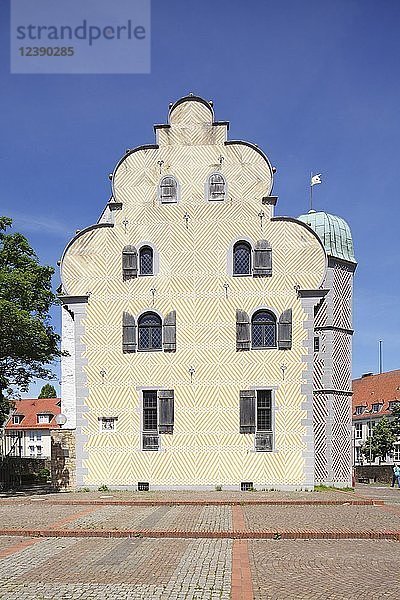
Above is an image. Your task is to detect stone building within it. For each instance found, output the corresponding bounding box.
[59,95,356,490]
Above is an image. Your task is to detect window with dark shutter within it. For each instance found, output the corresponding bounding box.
[158,389,174,434]
[142,390,159,450]
[163,310,176,352]
[122,246,137,280]
[236,309,251,351]
[251,310,276,349]
[208,173,226,201]
[139,246,153,276]
[233,242,251,275]
[123,312,136,353]
[253,240,272,277]
[278,309,292,350]
[138,312,162,351]
[239,390,256,433]
[160,176,178,203]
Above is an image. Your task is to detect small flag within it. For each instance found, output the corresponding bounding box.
[311,173,322,186]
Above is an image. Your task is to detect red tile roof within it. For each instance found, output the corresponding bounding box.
[352,370,400,420]
[5,398,61,430]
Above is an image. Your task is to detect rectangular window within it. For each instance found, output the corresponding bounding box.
[394,445,400,462]
[355,406,365,415]
[389,401,400,411]
[371,403,381,413]
[314,336,320,352]
[368,422,375,437]
[36,432,41,441]
[255,390,273,452]
[29,431,35,441]
[36,445,42,456]
[355,446,362,463]
[13,415,22,425]
[28,445,35,457]
[142,390,159,450]
[37,414,50,424]
[355,422,363,439]
[257,390,272,431]
[99,417,117,432]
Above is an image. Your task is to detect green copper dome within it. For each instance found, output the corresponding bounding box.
[297,210,355,262]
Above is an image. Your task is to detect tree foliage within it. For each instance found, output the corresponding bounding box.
[360,417,397,464]
[0,217,61,425]
[38,383,57,399]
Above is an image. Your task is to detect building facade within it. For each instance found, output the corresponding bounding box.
[352,370,400,466]
[3,398,61,458]
[60,95,356,490]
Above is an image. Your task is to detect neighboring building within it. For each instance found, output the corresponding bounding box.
[352,370,400,465]
[59,94,356,490]
[3,398,61,458]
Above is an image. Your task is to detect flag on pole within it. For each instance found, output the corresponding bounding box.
[311,173,322,186]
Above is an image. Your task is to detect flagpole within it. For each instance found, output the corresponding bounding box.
[310,171,313,211]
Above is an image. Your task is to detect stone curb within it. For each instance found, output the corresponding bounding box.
[0,528,398,540]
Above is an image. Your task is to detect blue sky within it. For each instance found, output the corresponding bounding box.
[1,0,399,396]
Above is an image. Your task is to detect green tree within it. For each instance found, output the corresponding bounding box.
[390,403,400,438]
[0,217,61,425]
[361,417,397,464]
[38,383,57,399]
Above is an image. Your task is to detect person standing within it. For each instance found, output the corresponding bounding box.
[391,463,400,488]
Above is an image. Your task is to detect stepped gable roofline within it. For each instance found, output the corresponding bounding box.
[5,398,61,430]
[168,94,215,120]
[352,370,400,420]
[59,223,114,284]
[111,144,159,185]
[224,140,274,184]
[297,210,356,263]
[271,216,328,258]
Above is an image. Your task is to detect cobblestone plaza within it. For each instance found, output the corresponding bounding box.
[0,486,399,599]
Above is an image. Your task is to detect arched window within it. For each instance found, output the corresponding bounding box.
[138,312,162,351]
[139,246,153,276]
[159,176,178,203]
[233,242,251,275]
[208,173,226,201]
[251,310,276,349]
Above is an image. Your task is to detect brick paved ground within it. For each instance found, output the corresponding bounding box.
[0,536,232,599]
[249,539,399,599]
[0,501,397,535]
[0,489,355,504]
[244,504,400,532]
[0,487,399,599]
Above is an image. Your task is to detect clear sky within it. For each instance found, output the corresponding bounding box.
[1,0,399,397]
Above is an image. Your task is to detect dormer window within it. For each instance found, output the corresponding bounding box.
[355,406,365,415]
[159,176,178,203]
[371,403,381,413]
[37,414,51,424]
[389,401,400,411]
[12,415,23,425]
[207,173,226,201]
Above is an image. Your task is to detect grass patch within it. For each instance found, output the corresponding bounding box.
[314,484,354,492]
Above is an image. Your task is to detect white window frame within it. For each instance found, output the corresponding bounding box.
[37,414,50,424]
[355,422,363,439]
[393,444,400,462]
[13,415,22,425]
